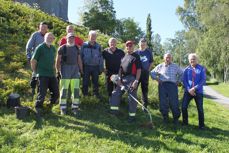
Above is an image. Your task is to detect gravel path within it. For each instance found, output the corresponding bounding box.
[204,86,229,109]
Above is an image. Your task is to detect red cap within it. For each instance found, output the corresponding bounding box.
[125,40,134,46]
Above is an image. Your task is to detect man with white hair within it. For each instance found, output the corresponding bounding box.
[81,30,104,98]
[182,53,206,130]
[150,53,183,125]
[56,33,83,116]
[102,38,125,97]
[31,32,59,118]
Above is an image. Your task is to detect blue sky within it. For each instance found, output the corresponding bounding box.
[68,0,184,43]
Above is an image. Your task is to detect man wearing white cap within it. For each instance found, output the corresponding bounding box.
[56,33,83,116]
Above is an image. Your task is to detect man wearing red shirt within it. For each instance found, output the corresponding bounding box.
[59,25,84,48]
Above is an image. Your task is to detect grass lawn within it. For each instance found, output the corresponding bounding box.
[1,95,229,152]
[209,83,229,98]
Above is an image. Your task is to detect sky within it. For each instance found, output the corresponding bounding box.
[68,0,184,43]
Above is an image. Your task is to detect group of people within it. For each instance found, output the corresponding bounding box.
[26,22,206,129]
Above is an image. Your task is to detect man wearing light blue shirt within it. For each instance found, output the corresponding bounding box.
[182,53,206,129]
[151,53,183,124]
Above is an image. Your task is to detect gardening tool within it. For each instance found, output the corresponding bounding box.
[110,74,154,129]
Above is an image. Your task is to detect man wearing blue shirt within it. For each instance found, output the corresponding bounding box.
[151,53,183,124]
[135,38,153,111]
[182,53,206,129]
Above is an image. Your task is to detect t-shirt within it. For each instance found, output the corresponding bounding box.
[121,52,141,76]
[102,48,125,74]
[59,36,84,47]
[135,48,153,71]
[58,45,80,65]
[32,43,56,77]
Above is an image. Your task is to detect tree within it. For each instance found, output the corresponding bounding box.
[113,18,144,43]
[146,13,153,49]
[151,33,163,56]
[81,0,116,35]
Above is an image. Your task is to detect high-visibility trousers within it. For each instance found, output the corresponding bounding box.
[59,78,80,110]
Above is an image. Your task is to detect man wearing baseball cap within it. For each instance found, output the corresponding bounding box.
[56,33,83,116]
[109,40,141,123]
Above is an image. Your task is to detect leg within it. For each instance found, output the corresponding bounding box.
[59,79,70,111]
[109,86,122,113]
[70,78,80,109]
[182,91,193,125]
[82,66,90,96]
[35,77,48,108]
[140,70,149,108]
[158,83,169,120]
[106,74,114,97]
[91,66,100,96]
[194,93,204,128]
[48,77,59,104]
[167,83,181,121]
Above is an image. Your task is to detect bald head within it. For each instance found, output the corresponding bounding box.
[164,53,172,65]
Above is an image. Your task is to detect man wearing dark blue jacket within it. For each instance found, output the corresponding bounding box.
[182,53,206,129]
[81,30,103,98]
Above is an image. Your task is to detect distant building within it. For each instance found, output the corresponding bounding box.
[15,0,69,21]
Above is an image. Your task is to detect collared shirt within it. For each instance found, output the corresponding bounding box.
[26,31,44,59]
[183,64,206,93]
[151,62,183,83]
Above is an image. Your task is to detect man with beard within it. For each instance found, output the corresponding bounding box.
[56,33,83,116]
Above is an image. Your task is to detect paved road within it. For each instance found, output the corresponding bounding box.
[204,86,229,108]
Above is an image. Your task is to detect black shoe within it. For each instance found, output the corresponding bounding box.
[163,116,169,124]
[109,110,119,116]
[199,126,205,130]
[72,108,81,118]
[128,116,136,123]
[173,119,179,125]
[142,105,148,113]
[35,107,42,119]
[60,109,67,115]
[182,122,188,126]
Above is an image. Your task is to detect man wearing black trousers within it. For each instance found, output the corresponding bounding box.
[102,38,125,98]
[135,38,153,111]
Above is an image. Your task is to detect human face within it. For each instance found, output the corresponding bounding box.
[67,26,74,33]
[189,56,197,67]
[45,33,55,46]
[39,24,48,35]
[89,34,97,44]
[67,36,75,45]
[109,39,117,51]
[164,54,172,65]
[126,44,134,54]
[140,41,147,50]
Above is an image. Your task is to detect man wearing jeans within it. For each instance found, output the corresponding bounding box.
[31,32,59,118]
[151,53,183,124]
[182,53,206,129]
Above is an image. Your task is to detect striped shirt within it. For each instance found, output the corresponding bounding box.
[151,63,183,83]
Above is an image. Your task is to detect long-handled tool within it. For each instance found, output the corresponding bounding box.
[110,75,154,129]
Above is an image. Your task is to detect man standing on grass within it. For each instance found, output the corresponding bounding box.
[109,40,141,123]
[150,53,183,125]
[26,22,49,95]
[81,30,103,98]
[102,38,125,98]
[135,38,153,112]
[56,33,83,117]
[182,53,206,130]
[31,32,59,118]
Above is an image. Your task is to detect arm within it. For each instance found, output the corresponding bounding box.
[194,67,206,91]
[31,59,37,73]
[132,68,141,90]
[26,33,36,60]
[78,54,83,74]
[55,54,61,72]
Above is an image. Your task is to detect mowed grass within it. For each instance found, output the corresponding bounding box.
[209,83,229,98]
[1,80,229,153]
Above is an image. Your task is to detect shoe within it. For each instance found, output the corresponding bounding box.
[128,116,136,123]
[173,119,179,125]
[72,108,81,117]
[199,126,205,130]
[109,110,119,116]
[163,115,169,124]
[35,107,42,119]
[182,122,188,126]
[60,109,66,115]
[142,106,148,113]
